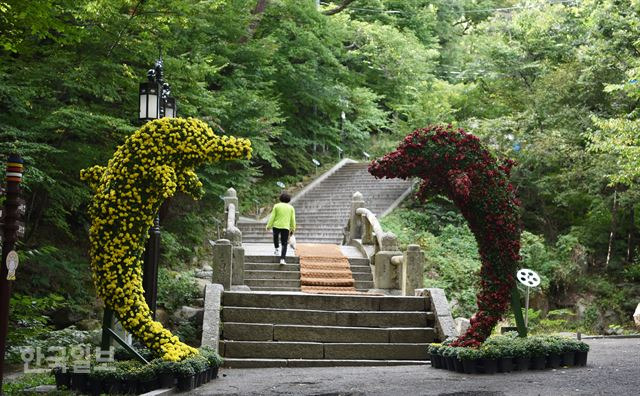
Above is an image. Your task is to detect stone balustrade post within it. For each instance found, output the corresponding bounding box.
[349,191,365,242]
[210,239,232,290]
[402,244,424,296]
[232,246,245,286]
[373,250,402,290]
[223,187,239,225]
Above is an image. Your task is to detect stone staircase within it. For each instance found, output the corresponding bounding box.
[242,245,374,292]
[201,159,455,368]
[219,291,436,368]
[238,161,413,244]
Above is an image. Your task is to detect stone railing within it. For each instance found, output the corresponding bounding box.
[210,187,245,290]
[344,191,424,295]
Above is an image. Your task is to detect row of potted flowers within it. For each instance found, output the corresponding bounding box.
[428,334,589,374]
[53,347,223,394]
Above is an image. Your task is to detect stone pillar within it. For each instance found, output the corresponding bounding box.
[349,192,365,242]
[402,244,424,297]
[201,283,224,351]
[416,288,457,341]
[374,250,402,289]
[211,239,232,290]
[223,187,239,224]
[232,246,245,286]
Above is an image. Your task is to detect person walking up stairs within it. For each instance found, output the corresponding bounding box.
[266,192,296,265]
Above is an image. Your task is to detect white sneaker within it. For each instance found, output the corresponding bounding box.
[274,248,279,256]
[279,259,286,265]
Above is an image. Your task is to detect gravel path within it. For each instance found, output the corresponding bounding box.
[194,337,640,396]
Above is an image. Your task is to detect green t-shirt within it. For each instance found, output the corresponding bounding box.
[266,202,296,231]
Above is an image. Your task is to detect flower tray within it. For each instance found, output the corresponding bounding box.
[430,351,588,375]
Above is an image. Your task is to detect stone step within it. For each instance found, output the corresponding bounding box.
[245,270,300,280]
[222,292,430,311]
[222,323,436,343]
[245,263,300,271]
[223,358,429,368]
[219,341,430,360]
[243,256,300,264]
[222,307,433,328]
[355,280,374,290]
[245,279,301,288]
[248,286,301,292]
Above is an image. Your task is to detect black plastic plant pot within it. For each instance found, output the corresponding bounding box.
[159,374,176,388]
[445,356,455,371]
[54,371,71,390]
[71,373,89,393]
[125,379,138,394]
[575,351,588,366]
[561,351,575,366]
[547,354,561,369]
[498,357,514,373]
[462,359,478,374]
[515,357,531,371]
[211,366,219,379]
[177,375,196,391]
[88,377,103,396]
[139,378,158,393]
[453,358,465,373]
[482,358,498,374]
[104,380,122,394]
[531,356,547,370]
[430,354,442,369]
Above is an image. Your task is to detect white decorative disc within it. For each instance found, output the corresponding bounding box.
[516,268,540,287]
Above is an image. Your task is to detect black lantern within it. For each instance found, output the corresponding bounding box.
[138,58,177,121]
[164,97,177,118]
[139,82,161,121]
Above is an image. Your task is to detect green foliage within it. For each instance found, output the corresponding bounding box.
[2,373,59,396]
[157,269,199,313]
[383,201,481,317]
[7,293,63,347]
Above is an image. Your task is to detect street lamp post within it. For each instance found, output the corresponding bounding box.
[140,58,177,318]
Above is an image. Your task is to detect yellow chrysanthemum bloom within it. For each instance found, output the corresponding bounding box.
[81,117,251,361]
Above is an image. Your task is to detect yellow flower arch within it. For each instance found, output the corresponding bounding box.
[81,117,251,361]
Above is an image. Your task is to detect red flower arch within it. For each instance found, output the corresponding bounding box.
[369,125,521,347]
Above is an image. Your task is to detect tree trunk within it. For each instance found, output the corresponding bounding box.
[323,0,358,15]
[239,0,270,43]
[605,190,618,268]
[627,206,636,263]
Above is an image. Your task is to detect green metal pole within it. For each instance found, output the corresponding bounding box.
[511,285,527,337]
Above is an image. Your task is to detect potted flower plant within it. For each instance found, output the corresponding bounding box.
[154,359,178,388]
[175,360,196,391]
[52,367,71,390]
[137,363,159,393]
[480,345,499,374]
[545,337,563,369]
[559,338,576,366]
[526,338,548,370]
[573,340,589,366]
[511,337,531,371]
[428,344,443,369]
[457,347,482,374]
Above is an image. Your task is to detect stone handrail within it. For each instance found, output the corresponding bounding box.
[355,207,385,250]
[210,187,246,291]
[344,191,427,295]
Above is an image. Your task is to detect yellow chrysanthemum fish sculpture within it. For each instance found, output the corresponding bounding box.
[81,117,251,361]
